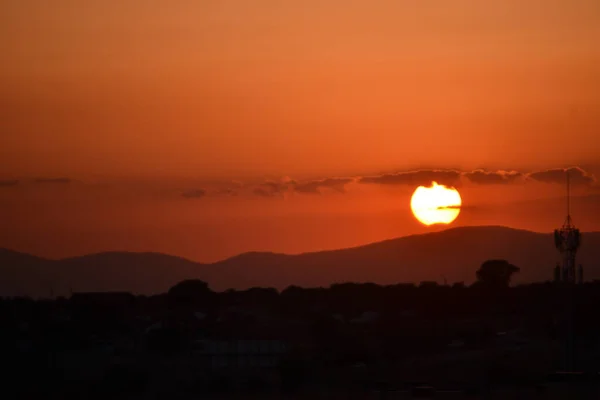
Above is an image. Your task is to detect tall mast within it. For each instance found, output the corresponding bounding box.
[553,167,583,372]
[567,170,570,222]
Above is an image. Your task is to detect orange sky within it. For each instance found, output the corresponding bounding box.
[1,1,599,260]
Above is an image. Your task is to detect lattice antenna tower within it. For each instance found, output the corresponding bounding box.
[553,169,582,284]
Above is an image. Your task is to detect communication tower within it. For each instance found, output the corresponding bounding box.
[553,169,583,373]
[553,171,582,284]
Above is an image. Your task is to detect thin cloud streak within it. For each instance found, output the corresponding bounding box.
[182,189,207,199]
[294,177,355,194]
[0,180,19,187]
[33,178,72,184]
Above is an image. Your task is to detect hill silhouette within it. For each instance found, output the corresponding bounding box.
[1,226,599,297]
[0,250,207,298]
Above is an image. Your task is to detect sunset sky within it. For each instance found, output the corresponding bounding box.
[1,1,599,262]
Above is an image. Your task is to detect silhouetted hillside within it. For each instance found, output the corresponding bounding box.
[0,250,208,298]
[2,226,600,297]
[0,248,56,297]
[208,226,600,290]
[58,252,208,295]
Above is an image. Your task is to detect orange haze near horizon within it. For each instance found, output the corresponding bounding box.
[1,1,600,261]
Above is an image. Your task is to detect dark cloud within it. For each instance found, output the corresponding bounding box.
[217,188,238,196]
[182,189,207,199]
[251,177,354,197]
[359,170,461,187]
[357,167,596,188]
[439,205,461,210]
[34,177,72,184]
[464,170,524,185]
[527,167,596,186]
[0,180,19,187]
[294,177,355,194]
[245,166,597,199]
[252,179,295,198]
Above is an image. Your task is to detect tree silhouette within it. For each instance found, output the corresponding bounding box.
[167,279,213,306]
[475,260,520,288]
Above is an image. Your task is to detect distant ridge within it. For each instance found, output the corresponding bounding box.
[2,226,600,298]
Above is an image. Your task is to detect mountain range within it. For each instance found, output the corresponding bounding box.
[1,226,599,298]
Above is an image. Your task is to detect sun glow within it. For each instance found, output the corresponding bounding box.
[410,182,462,226]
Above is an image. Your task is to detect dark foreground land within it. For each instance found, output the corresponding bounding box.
[3,279,600,399]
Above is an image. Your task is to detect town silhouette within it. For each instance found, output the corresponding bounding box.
[3,249,600,398]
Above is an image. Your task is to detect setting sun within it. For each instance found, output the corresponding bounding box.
[410,182,462,226]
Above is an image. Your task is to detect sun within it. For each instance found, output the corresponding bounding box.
[410,181,462,226]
